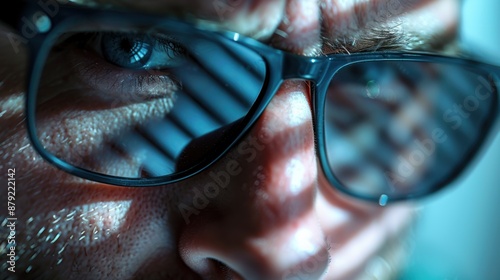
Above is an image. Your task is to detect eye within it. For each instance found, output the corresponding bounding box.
[97,32,186,71]
[39,30,187,106]
[101,32,154,69]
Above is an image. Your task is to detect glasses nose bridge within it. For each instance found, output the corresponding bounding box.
[281,53,330,83]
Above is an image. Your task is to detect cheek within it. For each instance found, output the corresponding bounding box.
[10,176,180,276]
[315,172,416,236]
[314,173,416,277]
[21,200,132,256]
[0,31,27,96]
[0,39,26,129]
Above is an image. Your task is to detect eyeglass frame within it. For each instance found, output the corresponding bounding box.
[2,1,500,203]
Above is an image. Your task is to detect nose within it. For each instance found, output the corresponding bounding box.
[177,80,330,280]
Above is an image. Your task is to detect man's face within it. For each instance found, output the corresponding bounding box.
[1,0,460,279]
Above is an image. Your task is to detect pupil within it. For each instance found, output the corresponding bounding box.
[101,33,153,69]
[120,39,134,53]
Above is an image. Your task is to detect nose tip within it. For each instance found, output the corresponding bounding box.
[179,214,330,280]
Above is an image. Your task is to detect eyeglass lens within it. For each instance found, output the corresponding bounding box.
[34,22,266,178]
[325,61,497,198]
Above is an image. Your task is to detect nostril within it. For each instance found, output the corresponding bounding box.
[212,259,245,280]
[181,240,329,280]
[183,255,245,280]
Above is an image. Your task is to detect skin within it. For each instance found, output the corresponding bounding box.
[0,0,460,279]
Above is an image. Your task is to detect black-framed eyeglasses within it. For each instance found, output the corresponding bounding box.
[2,1,499,204]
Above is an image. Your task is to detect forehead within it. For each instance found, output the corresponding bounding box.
[67,0,287,39]
[64,0,458,55]
[69,0,375,17]
[68,0,272,18]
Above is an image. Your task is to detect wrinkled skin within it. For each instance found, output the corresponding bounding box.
[0,0,459,279]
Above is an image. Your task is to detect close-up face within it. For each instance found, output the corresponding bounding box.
[1,0,499,279]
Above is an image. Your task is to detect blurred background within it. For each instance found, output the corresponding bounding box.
[401,0,500,278]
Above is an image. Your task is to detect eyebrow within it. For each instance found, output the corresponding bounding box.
[322,27,443,55]
[321,23,458,56]
[318,0,458,56]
